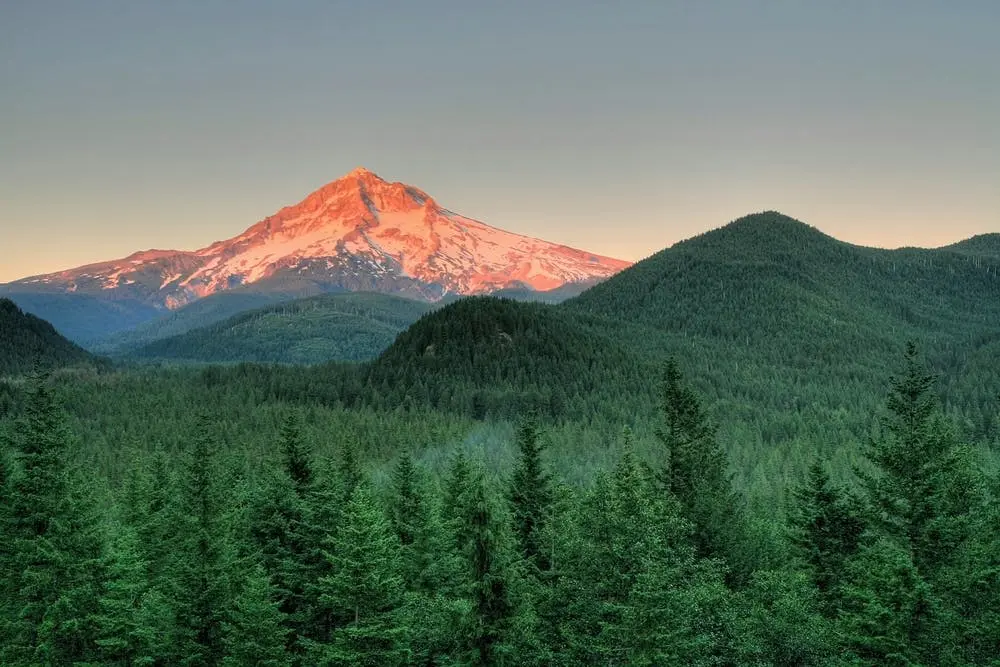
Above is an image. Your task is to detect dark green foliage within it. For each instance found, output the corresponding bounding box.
[366,296,650,420]
[170,417,233,665]
[0,377,106,665]
[93,525,174,665]
[222,562,292,667]
[125,292,433,364]
[463,473,532,665]
[312,482,407,665]
[508,416,553,573]
[0,298,96,375]
[789,460,865,612]
[280,413,313,494]
[655,359,748,582]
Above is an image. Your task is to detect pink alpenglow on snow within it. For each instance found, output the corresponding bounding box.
[10,168,631,309]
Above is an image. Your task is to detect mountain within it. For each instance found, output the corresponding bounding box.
[943,233,1000,261]
[0,298,97,375]
[127,292,433,364]
[362,296,650,420]
[2,168,630,333]
[346,213,1000,444]
[0,291,161,346]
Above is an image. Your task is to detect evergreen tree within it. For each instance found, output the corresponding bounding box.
[170,416,233,666]
[847,343,987,663]
[312,482,406,665]
[0,377,106,665]
[93,524,175,665]
[507,416,553,574]
[281,412,313,495]
[788,460,865,613]
[222,562,292,667]
[554,431,722,664]
[655,359,747,582]
[838,538,946,665]
[464,473,530,666]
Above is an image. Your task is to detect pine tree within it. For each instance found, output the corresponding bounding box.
[281,412,313,495]
[788,460,865,613]
[0,377,106,665]
[222,562,292,667]
[388,454,435,591]
[655,359,747,582]
[93,524,175,665]
[847,343,986,663]
[170,416,233,666]
[465,474,522,666]
[507,416,552,574]
[299,437,364,646]
[838,538,946,665]
[313,482,406,665]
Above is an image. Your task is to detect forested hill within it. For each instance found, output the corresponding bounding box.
[336,213,1000,450]
[362,296,652,420]
[0,298,96,375]
[943,233,1000,261]
[559,212,1000,416]
[127,293,434,364]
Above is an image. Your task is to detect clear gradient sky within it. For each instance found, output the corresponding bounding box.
[2,1,998,282]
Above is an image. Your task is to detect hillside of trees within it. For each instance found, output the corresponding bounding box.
[2,213,999,663]
[0,298,97,375]
[126,293,433,364]
[0,347,997,664]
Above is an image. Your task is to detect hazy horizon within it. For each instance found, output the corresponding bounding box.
[2,1,997,282]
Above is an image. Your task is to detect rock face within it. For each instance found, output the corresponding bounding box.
[8,168,631,309]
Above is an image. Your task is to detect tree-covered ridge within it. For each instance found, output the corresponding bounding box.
[126,292,434,364]
[0,298,96,375]
[365,296,653,420]
[943,233,1000,261]
[0,348,997,665]
[0,290,160,346]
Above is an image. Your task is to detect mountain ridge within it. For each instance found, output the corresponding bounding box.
[5,168,630,311]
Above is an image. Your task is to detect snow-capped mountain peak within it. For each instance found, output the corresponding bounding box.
[10,168,632,309]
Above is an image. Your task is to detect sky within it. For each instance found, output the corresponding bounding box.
[1,0,998,282]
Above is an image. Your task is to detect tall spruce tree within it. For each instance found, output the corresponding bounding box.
[281,412,313,495]
[313,482,406,666]
[93,524,175,665]
[222,562,292,667]
[0,377,106,665]
[788,460,865,613]
[464,473,529,666]
[170,416,233,666]
[507,416,553,574]
[655,359,747,582]
[844,343,988,663]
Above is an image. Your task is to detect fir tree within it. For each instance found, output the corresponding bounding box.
[655,359,747,582]
[465,474,521,666]
[222,562,292,667]
[0,377,106,665]
[170,416,233,666]
[93,524,175,665]
[507,416,552,573]
[313,482,406,665]
[281,412,313,495]
[788,460,865,613]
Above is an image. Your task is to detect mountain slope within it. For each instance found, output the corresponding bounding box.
[361,296,652,420]
[0,290,161,345]
[943,233,1000,261]
[0,298,97,375]
[129,293,433,364]
[4,168,630,314]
